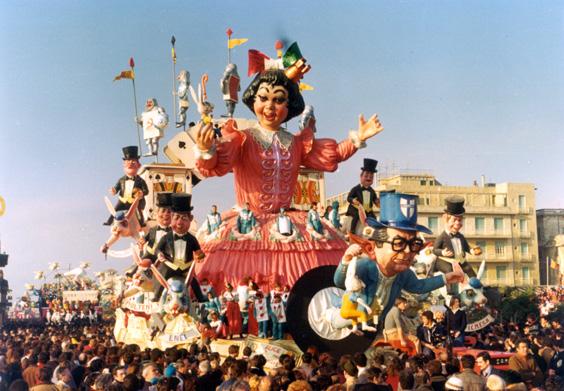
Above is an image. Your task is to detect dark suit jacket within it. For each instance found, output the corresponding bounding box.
[432,231,476,277]
[113,175,148,210]
[433,231,471,257]
[155,231,201,272]
[345,184,377,232]
[142,226,171,257]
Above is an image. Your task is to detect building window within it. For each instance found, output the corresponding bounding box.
[494,218,504,233]
[475,217,485,233]
[495,240,505,256]
[476,240,487,255]
[420,180,427,186]
[518,195,526,209]
[522,267,530,281]
[520,242,529,256]
[519,219,527,233]
[496,266,507,281]
[428,217,438,232]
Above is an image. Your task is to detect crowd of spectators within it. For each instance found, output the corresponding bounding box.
[0,284,562,391]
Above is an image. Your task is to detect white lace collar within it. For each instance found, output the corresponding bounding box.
[247,124,294,150]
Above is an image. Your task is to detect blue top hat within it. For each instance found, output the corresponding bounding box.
[366,192,432,235]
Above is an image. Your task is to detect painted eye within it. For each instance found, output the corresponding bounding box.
[258,95,267,102]
[274,97,287,104]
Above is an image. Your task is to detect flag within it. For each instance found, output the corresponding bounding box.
[228,38,248,49]
[299,82,314,91]
[113,69,135,82]
[248,49,270,76]
[550,259,559,270]
[171,47,177,64]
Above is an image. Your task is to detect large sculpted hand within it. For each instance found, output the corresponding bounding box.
[445,262,465,284]
[357,114,384,142]
[196,122,215,152]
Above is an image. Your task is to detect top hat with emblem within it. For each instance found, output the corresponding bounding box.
[122,146,140,160]
[361,158,378,173]
[156,192,173,209]
[171,193,193,213]
[444,196,465,216]
[366,192,432,234]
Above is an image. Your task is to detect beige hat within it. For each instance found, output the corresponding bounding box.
[445,376,464,391]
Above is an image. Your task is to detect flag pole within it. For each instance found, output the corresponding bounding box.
[171,35,177,128]
[129,57,142,151]
[226,28,233,64]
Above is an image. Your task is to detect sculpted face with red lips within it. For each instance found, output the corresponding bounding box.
[253,83,289,131]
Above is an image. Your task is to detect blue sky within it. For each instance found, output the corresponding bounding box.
[1,1,563,298]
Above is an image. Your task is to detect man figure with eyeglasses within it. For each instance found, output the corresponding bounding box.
[334,192,464,331]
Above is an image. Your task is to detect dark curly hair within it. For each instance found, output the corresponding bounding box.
[242,69,305,122]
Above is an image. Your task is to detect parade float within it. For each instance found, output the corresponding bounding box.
[100,30,495,356]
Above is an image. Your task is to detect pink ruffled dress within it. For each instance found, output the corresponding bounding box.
[195,119,361,293]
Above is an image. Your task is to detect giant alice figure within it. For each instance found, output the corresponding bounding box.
[193,43,384,291]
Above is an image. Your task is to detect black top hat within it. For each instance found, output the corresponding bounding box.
[156,192,173,209]
[171,193,193,213]
[444,196,466,216]
[122,146,140,160]
[361,158,378,173]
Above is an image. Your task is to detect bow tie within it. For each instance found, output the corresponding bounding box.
[126,176,135,181]
[157,227,168,232]
[362,187,371,191]
[449,232,461,238]
[174,234,188,241]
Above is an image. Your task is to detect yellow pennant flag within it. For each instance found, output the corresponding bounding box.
[113,69,135,82]
[171,47,177,64]
[228,38,248,49]
[299,82,314,91]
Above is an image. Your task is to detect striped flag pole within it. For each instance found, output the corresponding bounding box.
[129,57,142,151]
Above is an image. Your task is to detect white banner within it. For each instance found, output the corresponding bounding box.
[62,290,99,303]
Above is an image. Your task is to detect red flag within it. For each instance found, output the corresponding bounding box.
[248,49,270,76]
[129,57,135,68]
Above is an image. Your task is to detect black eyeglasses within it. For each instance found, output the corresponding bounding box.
[384,236,424,253]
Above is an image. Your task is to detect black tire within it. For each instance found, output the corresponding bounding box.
[286,265,376,356]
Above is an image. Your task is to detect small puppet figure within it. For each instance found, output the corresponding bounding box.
[223,283,243,339]
[327,200,342,231]
[233,202,258,241]
[199,278,215,298]
[340,245,377,335]
[254,291,269,338]
[138,98,169,157]
[190,74,214,125]
[176,70,191,128]
[220,63,240,117]
[206,205,222,234]
[202,291,221,320]
[270,294,287,340]
[345,158,379,235]
[237,277,251,311]
[208,310,223,338]
[432,196,482,292]
[307,202,330,240]
[100,191,145,255]
[147,193,205,302]
[105,146,148,226]
[299,104,316,133]
[269,208,298,243]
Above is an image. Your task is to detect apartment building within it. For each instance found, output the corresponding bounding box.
[327,173,539,286]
